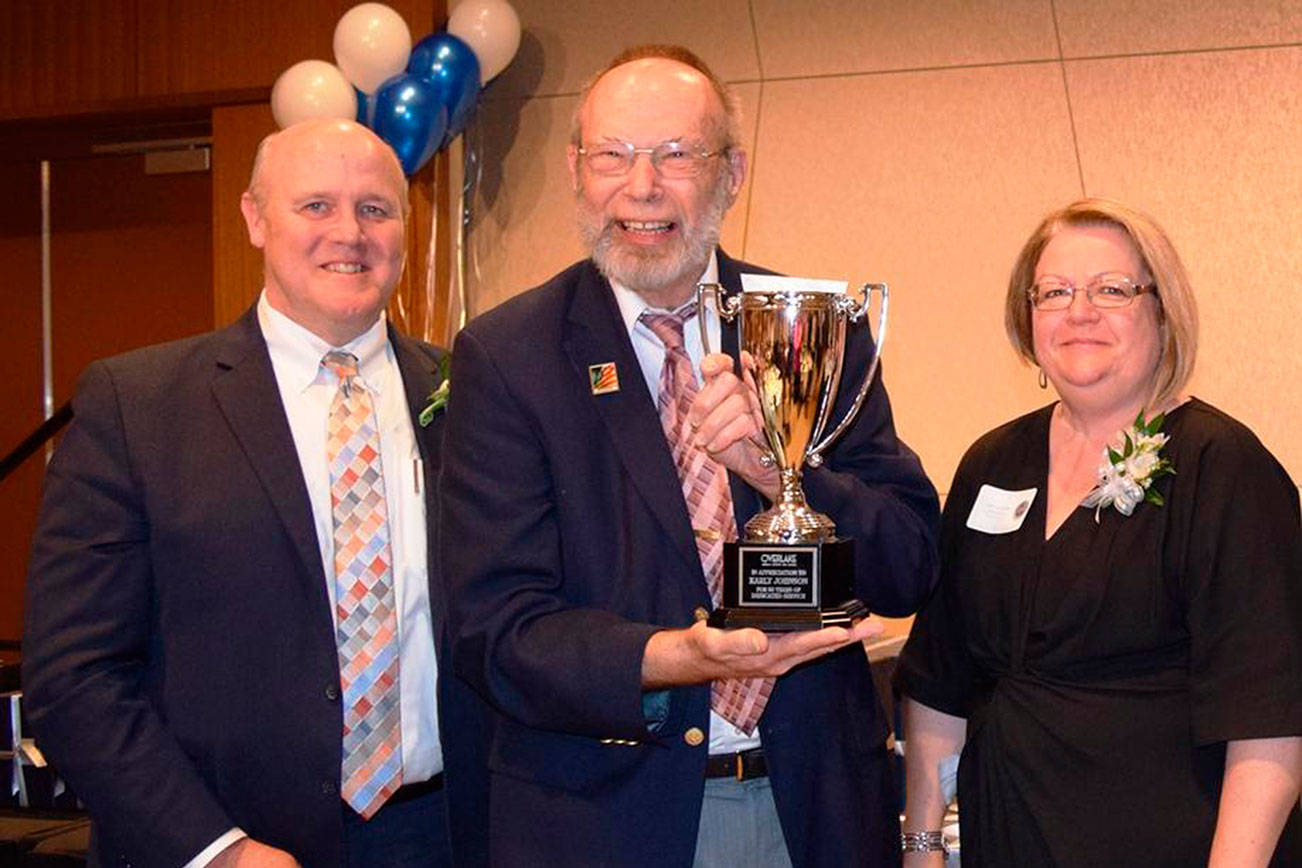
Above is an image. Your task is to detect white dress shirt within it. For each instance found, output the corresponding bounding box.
[183,297,443,867]
[609,253,763,756]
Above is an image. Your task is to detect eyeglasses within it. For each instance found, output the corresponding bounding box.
[576,140,727,179]
[1028,274,1157,311]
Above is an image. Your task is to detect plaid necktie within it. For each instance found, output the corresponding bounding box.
[322,350,402,818]
[639,305,774,734]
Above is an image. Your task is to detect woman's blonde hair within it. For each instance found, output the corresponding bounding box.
[1005,197,1198,412]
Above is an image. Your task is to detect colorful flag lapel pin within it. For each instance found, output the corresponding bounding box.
[589,362,619,395]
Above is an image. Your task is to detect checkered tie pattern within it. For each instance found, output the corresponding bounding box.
[639,306,774,734]
[322,350,403,818]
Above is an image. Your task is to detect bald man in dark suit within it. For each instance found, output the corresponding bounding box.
[24,119,487,868]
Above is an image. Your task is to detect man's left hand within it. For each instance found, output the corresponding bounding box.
[642,616,886,688]
[691,352,780,501]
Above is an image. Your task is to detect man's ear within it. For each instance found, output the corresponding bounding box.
[566,144,581,192]
[724,148,747,203]
[240,192,267,249]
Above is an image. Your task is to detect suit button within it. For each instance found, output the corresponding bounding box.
[325,685,339,701]
[321,780,336,795]
[683,727,705,747]
[693,607,709,622]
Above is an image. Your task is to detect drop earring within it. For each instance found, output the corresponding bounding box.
[1038,368,1048,390]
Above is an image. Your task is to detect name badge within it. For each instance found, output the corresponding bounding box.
[966,485,1037,534]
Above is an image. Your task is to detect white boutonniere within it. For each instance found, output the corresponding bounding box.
[1081,412,1175,521]
[418,356,450,427]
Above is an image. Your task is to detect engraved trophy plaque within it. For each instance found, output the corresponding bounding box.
[698,274,888,632]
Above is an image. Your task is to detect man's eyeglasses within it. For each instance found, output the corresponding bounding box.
[576,141,727,179]
[1029,274,1157,311]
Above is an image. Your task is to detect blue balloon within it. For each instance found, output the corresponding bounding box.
[407,32,481,148]
[355,87,377,128]
[372,73,449,175]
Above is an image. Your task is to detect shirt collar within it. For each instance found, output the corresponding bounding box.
[256,292,390,394]
[610,251,719,340]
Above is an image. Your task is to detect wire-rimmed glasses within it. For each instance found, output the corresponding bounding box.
[1029,274,1157,310]
[576,140,727,179]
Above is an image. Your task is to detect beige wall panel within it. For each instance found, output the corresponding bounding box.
[751,0,1058,79]
[485,0,759,98]
[744,66,1083,491]
[1055,0,1302,57]
[467,83,759,315]
[465,95,585,315]
[1066,47,1302,481]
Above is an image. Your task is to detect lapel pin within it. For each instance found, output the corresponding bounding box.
[589,362,619,395]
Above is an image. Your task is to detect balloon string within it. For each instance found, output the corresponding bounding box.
[455,154,468,334]
[464,109,485,317]
[424,158,439,345]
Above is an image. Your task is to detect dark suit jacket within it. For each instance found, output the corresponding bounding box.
[23,307,488,868]
[439,252,940,867]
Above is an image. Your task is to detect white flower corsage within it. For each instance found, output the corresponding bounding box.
[1081,412,1175,521]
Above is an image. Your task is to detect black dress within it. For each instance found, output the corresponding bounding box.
[896,398,1302,867]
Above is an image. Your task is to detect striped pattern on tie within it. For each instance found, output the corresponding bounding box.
[639,306,774,734]
[323,350,403,819]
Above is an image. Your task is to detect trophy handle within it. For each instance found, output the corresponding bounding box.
[696,281,777,469]
[806,282,889,467]
[695,282,741,356]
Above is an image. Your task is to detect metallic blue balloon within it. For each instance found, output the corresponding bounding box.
[372,73,449,175]
[407,32,481,148]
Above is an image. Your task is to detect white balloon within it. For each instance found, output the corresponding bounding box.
[270,60,358,129]
[334,3,413,94]
[447,0,521,84]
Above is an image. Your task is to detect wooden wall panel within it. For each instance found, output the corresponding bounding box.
[387,151,444,344]
[137,0,438,97]
[0,160,45,643]
[0,0,137,117]
[212,101,275,325]
[1,0,439,118]
[49,153,213,401]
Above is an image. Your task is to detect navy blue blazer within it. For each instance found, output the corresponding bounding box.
[439,252,940,866]
[23,307,489,868]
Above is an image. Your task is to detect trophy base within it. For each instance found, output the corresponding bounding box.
[707,597,869,633]
[707,538,862,633]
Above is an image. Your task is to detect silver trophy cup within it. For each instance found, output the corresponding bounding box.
[697,275,888,631]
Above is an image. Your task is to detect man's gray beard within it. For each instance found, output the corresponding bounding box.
[577,173,731,299]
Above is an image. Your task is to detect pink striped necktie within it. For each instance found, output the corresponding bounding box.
[322,350,403,818]
[639,305,774,734]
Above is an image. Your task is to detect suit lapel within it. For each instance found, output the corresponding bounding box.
[561,263,702,574]
[390,325,442,462]
[210,309,330,599]
[390,327,442,541]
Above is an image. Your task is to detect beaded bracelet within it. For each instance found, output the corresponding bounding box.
[900,830,949,854]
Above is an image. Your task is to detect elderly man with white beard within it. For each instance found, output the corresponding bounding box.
[438,45,940,868]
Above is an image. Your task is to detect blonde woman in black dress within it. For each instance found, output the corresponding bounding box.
[896,198,1301,867]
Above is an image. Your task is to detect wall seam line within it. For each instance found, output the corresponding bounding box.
[739,0,766,261]
[1049,0,1088,197]
[479,40,1302,104]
